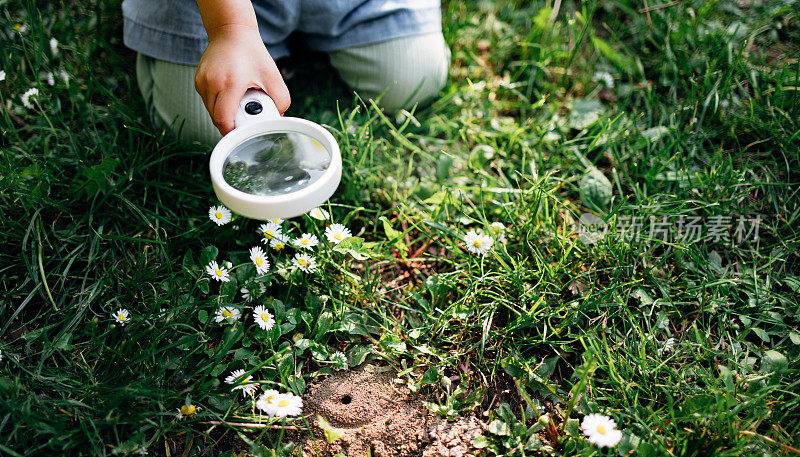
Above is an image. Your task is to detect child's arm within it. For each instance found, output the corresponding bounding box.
[195,0,290,135]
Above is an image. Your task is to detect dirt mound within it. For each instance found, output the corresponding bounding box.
[300,365,486,457]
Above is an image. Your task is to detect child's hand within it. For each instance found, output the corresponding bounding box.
[194,24,290,136]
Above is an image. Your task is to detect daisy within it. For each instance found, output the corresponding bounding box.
[490,222,506,237]
[463,231,494,255]
[215,306,241,323]
[21,88,38,109]
[269,218,284,224]
[49,38,58,55]
[112,308,130,325]
[270,393,303,417]
[324,224,352,245]
[592,71,614,88]
[256,389,281,415]
[45,72,55,86]
[330,351,348,371]
[176,404,200,420]
[225,369,258,397]
[0,71,6,82]
[249,246,270,275]
[292,253,317,273]
[241,283,266,301]
[293,233,318,250]
[253,305,275,331]
[307,207,329,220]
[13,24,29,33]
[208,205,232,225]
[206,261,230,282]
[0,349,3,362]
[270,235,289,252]
[581,414,623,448]
[657,337,676,356]
[258,222,283,241]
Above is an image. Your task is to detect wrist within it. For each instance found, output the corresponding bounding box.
[206,23,260,42]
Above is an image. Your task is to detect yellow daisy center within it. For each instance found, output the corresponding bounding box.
[14,24,22,31]
[301,239,309,245]
[222,310,232,318]
[118,314,126,321]
[472,239,483,248]
[334,233,343,240]
[215,211,222,219]
[266,394,276,403]
[596,425,607,435]
[215,268,223,276]
[278,399,290,407]
[297,258,306,266]
[256,258,263,266]
[180,405,196,416]
[264,230,274,239]
[261,313,270,322]
[275,243,284,250]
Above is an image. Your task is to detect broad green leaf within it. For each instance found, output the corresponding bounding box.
[580,168,612,210]
[317,415,345,444]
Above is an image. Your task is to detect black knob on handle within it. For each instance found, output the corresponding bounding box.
[244,101,263,115]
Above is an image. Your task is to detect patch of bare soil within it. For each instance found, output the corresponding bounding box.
[299,365,486,457]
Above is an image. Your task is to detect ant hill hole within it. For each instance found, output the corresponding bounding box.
[341,394,352,405]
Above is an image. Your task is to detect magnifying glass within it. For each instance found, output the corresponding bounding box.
[209,89,342,220]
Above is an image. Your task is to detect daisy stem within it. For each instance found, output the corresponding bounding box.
[35,220,57,310]
[200,420,300,430]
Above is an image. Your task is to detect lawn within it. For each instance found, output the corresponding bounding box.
[1,0,799,456]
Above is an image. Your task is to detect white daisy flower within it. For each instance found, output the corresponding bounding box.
[176,404,199,420]
[241,283,266,301]
[256,389,281,416]
[657,337,676,356]
[249,246,270,275]
[292,253,317,273]
[270,393,303,417]
[258,222,283,241]
[112,308,130,325]
[490,222,506,236]
[581,414,623,448]
[253,305,275,331]
[0,71,5,82]
[270,235,289,252]
[324,224,352,244]
[21,88,38,109]
[208,205,232,225]
[463,231,494,255]
[13,24,29,33]
[269,218,284,224]
[592,71,614,88]
[206,261,230,282]
[293,233,318,250]
[49,38,58,55]
[214,306,241,323]
[330,351,348,371]
[307,207,329,220]
[224,369,258,396]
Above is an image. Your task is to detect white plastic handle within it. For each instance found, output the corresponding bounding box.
[234,89,280,129]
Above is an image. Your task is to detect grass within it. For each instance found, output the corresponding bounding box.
[1,0,799,455]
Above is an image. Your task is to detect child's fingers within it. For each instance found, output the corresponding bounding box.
[212,87,247,135]
[260,70,290,114]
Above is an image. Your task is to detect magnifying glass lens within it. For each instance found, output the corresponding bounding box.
[222,132,332,196]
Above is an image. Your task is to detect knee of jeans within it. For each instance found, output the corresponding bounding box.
[375,50,450,113]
